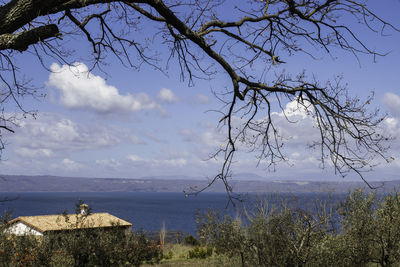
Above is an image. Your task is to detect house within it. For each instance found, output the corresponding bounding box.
[4,204,132,236]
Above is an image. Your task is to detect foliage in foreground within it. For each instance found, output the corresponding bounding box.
[197,189,400,267]
[4,189,400,266]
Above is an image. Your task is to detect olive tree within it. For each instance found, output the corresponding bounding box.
[338,189,400,266]
[197,196,335,267]
[0,0,398,191]
[196,210,248,266]
[337,189,377,265]
[374,192,400,266]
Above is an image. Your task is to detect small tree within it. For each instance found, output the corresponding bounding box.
[183,235,200,246]
[196,210,249,267]
[336,189,377,265]
[373,192,400,266]
[197,196,334,267]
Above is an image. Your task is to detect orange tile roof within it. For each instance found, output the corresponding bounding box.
[8,213,132,233]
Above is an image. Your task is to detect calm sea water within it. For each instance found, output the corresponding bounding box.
[0,192,346,235]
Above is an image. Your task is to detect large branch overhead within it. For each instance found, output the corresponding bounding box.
[0,0,398,195]
[0,24,59,51]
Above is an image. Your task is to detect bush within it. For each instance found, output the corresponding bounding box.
[183,235,200,246]
[162,250,173,260]
[55,228,162,267]
[187,246,213,259]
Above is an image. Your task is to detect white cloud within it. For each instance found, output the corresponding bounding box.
[8,113,140,157]
[48,62,161,113]
[180,128,225,148]
[60,158,84,171]
[273,98,313,119]
[178,99,322,171]
[14,148,53,158]
[291,152,301,159]
[384,117,399,134]
[95,159,122,169]
[225,99,318,153]
[126,154,143,163]
[383,117,400,150]
[157,88,179,103]
[126,154,187,167]
[163,158,187,167]
[15,114,118,150]
[383,92,400,116]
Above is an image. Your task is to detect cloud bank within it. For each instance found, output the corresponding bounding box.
[157,88,179,103]
[10,113,140,158]
[48,63,161,114]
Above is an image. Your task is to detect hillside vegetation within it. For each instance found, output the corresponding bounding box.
[1,189,400,266]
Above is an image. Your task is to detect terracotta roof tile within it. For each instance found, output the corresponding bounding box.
[8,213,132,233]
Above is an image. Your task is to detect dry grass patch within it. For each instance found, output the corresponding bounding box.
[142,244,239,267]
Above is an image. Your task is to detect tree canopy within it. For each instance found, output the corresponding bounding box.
[0,0,398,193]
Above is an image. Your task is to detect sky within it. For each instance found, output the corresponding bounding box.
[1,1,400,182]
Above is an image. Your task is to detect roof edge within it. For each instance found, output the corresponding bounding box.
[7,218,44,233]
[7,213,132,232]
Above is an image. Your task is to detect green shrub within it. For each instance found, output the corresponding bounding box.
[183,235,200,246]
[187,246,213,259]
[162,250,173,260]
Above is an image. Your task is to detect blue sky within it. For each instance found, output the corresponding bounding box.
[1,1,400,182]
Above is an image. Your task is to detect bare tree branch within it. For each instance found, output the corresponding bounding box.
[0,0,398,196]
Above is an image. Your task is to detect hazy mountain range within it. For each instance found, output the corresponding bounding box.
[0,174,399,193]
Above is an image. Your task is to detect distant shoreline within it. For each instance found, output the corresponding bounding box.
[0,174,397,193]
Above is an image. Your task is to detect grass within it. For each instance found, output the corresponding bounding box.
[142,244,240,267]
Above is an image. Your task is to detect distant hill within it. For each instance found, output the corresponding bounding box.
[0,174,398,193]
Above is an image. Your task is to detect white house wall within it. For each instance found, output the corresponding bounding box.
[5,222,43,236]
